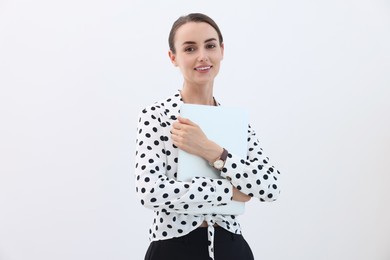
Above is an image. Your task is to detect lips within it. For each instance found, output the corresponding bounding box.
[194,65,212,71]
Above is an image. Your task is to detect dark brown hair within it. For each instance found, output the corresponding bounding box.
[168,13,224,54]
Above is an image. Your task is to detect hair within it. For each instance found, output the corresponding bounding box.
[168,13,224,54]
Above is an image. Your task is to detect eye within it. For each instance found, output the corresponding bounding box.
[184,46,196,52]
[206,43,216,49]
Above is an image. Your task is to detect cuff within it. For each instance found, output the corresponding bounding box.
[213,178,233,205]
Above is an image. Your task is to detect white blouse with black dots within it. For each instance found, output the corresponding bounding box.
[134,90,281,259]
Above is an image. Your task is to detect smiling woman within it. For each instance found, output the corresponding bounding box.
[134,13,281,260]
[168,21,224,105]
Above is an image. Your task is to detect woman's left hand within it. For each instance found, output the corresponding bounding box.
[171,116,221,162]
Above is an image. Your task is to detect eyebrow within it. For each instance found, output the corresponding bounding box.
[182,38,217,46]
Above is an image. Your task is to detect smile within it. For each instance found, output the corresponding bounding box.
[194,66,212,71]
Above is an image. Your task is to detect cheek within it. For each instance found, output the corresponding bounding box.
[178,61,192,74]
[179,58,193,70]
[211,52,224,63]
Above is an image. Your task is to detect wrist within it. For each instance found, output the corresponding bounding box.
[202,141,223,163]
[209,147,228,170]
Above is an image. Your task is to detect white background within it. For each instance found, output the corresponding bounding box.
[1,0,389,259]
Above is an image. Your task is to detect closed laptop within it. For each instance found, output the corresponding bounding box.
[177,103,248,215]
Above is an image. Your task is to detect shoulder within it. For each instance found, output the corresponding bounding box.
[138,91,182,118]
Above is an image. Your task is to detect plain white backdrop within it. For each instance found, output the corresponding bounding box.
[1,0,389,259]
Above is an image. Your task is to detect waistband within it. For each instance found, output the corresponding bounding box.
[166,226,241,245]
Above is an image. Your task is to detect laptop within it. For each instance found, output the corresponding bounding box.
[177,103,248,215]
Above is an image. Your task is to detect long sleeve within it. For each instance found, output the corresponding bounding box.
[134,103,233,213]
[220,124,281,201]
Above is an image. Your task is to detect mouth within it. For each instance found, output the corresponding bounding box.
[194,66,212,71]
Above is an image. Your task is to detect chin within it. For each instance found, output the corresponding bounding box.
[195,78,215,86]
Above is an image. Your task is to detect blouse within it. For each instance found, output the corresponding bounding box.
[134,90,281,259]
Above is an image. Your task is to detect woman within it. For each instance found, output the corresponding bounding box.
[135,13,281,260]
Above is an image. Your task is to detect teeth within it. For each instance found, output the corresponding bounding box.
[196,66,210,71]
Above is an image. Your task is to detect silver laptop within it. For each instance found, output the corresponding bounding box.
[177,103,248,215]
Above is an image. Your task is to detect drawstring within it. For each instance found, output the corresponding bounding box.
[204,215,215,260]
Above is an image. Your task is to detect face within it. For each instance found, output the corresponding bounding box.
[168,22,224,87]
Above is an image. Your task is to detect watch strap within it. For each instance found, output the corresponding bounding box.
[210,148,228,170]
[219,148,228,162]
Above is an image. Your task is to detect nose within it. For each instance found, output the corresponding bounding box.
[197,49,208,62]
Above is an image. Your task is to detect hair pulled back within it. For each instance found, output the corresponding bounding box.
[168,13,224,54]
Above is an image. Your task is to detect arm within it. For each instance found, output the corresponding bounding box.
[220,124,281,202]
[171,116,251,203]
[134,107,234,212]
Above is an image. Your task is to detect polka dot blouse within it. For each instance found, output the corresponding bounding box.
[134,90,281,259]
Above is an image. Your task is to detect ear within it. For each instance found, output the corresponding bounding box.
[220,43,225,60]
[168,50,178,66]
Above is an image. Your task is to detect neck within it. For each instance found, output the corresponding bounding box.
[180,82,215,106]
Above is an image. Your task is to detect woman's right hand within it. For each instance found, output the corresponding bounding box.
[232,187,251,202]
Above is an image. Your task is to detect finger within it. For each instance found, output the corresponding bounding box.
[177,116,191,124]
[170,128,181,136]
[170,134,183,148]
[172,121,182,130]
[178,116,197,127]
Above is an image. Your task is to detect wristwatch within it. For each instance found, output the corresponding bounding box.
[211,148,228,170]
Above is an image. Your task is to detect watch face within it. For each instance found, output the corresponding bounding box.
[213,159,224,169]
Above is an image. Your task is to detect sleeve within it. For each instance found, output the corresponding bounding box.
[134,106,233,213]
[220,124,281,202]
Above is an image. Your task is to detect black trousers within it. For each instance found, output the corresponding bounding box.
[144,227,255,260]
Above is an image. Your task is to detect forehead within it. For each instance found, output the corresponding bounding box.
[174,22,219,45]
